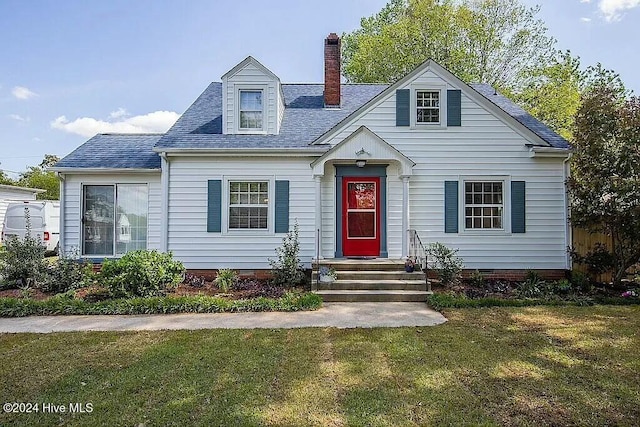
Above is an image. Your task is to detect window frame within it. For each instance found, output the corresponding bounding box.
[235,85,267,134]
[80,183,150,257]
[458,176,511,235]
[223,177,274,234]
[410,83,447,128]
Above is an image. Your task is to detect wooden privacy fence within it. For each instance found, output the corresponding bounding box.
[572,227,614,283]
[573,228,640,284]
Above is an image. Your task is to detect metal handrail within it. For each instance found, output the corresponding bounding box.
[408,229,430,292]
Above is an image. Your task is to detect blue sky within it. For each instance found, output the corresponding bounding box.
[1,0,638,177]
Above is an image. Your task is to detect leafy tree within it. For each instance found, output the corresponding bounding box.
[568,86,640,286]
[516,53,629,140]
[0,170,16,186]
[342,0,556,93]
[18,155,60,200]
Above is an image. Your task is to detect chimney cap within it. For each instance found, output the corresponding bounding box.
[327,32,339,39]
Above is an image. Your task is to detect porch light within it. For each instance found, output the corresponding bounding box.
[356,159,367,168]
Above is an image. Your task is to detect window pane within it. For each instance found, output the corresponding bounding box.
[116,185,148,255]
[473,183,482,192]
[347,183,376,209]
[483,217,492,228]
[348,212,375,238]
[83,185,114,256]
[240,91,262,110]
[494,216,503,228]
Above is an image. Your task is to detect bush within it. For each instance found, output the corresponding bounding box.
[184,273,206,288]
[41,251,94,294]
[215,269,238,292]
[427,242,464,287]
[269,221,305,287]
[570,270,593,293]
[0,208,48,288]
[101,250,185,298]
[515,271,546,298]
[0,291,322,317]
[468,270,485,288]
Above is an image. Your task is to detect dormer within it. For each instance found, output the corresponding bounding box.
[221,56,285,135]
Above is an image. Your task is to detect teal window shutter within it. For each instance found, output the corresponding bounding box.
[207,180,222,232]
[511,181,526,233]
[396,89,410,126]
[444,181,459,233]
[447,89,461,126]
[275,180,290,233]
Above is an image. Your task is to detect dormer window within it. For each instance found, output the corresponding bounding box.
[416,90,440,123]
[239,90,263,130]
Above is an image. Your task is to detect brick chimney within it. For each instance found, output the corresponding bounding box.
[324,33,341,107]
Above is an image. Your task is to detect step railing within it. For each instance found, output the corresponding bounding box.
[407,229,430,292]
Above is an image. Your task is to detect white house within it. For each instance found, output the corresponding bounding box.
[53,33,571,279]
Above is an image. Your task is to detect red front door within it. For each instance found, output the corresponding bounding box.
[342,177,380,257]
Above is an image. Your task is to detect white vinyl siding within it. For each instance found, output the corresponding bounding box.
[60,173,161,256]
[222,61,281,135]
[167,157,316,270]
[319,69,567,270]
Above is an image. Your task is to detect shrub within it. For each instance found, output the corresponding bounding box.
[570,270,593,293]
[215,268,238,292]
[0,208,48,288]
[269,221,305,287]
[101,250,185,298]
[0,291,322,317]
[468,270,485,288]
[515,270,545,298]
[41,250,94,294]
[427,242,464,287]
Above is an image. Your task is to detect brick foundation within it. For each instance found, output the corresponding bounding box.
[428,269,568,281]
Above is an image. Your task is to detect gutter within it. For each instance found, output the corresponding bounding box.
[56,172,65,256]
[563,154,573,270]
[49,168,161,173]
[529,146,572,158]
[151,147,329,156]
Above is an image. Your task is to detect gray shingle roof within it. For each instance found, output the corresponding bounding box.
[54,134,162,169]
[154,83,389,149]
[470,83,570,149]
[56,79,569,171]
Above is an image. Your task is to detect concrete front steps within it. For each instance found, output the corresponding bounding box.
[312,258,432,302]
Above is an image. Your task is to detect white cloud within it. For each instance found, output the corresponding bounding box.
[12,86,37,100]
[108,107,128,119]
[51,110,180,137]
[580,16,593,21]
[599,0,640,21]
[8,113,29,122]
[581,0,591,3]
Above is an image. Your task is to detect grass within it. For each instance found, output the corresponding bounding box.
[1,306,639,426]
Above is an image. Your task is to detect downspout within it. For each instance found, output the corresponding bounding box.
[563,154,572,271]
[56,172,65,256]
[160,153,169,252]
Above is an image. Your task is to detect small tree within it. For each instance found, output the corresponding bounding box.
[427,242,464,287]
[269,221,305,287]
[0,207,48,287]
[568,86,640,286]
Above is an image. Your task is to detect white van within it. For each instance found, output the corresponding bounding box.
[1,201,60,255]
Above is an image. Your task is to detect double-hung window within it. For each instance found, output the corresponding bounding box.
[229,181,268,229]
[82,184,148,256]
[416,90,440,123]
[464,181,504,230]
[239,90,263,130]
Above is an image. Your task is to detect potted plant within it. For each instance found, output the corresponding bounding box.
[405,257,416,273]
[318,266,337,283]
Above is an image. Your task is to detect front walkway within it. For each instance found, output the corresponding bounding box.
[0,303,447,333]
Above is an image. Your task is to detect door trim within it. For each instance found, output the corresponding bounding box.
[335,164,388,258]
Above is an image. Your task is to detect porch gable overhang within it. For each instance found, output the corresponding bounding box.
[310,126,415,177]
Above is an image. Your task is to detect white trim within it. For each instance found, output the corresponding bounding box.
[410,83,447,129]
[160,153,169,252]
[529,146,572,158]
[57,173,65,255]
[221,56,281,81]
[401,176,410,257]
[222,176,274,235]
[154,148,326,156]
[458,175,511,235]
[236,86,267,134]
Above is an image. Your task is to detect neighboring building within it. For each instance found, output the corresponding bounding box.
[0,184,46,232]
[53,33,571,277]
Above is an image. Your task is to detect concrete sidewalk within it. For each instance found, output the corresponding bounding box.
[0,303,446,333]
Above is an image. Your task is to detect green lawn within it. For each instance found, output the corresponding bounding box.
[1,306,639,426]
